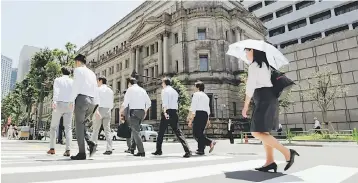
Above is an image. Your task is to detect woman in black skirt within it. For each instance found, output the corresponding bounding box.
[242,48,299,172]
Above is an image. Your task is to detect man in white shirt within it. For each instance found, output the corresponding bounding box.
[152,78,191,158]
[70,54,100,160]
[47,67,73,156]
[120,77,151,157]
[91,76,114,155]
[188,81,216,155]
[314,117,321,134]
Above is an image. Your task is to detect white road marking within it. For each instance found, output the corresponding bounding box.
[1,155,230,174]
[33,160,284,183]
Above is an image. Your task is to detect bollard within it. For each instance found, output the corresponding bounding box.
[240,131,243,143]
[244,134,248,144]
[354,128,358,144]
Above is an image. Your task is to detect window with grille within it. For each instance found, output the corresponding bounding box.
[198,28,206,40]
[280,40,298,49]
[288,19,307,31]
[269,26,285,37]
[248,2,262,12]
[295,0,315,10]
[174,33,179,44]
[335,1,358,16]
[276,6,293,18]
[325,25,349,37]
[199,55,209,71]
[310,10,331,24]
[301,32,321,43]
[260,13,274,23]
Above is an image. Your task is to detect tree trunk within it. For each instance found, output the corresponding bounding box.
[322,110,328,129]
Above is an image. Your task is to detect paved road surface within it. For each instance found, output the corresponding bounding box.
[1,138,358,183]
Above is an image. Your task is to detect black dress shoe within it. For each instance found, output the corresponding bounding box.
[195,151,205,155]
[130,150,135,154]
[70,153,86,160]
[255,162,278,173]
[183,152,191,158]
[87,141,97,157]
[124,149,131,153]
[134,152,145,157]
[151,151,162,155]
[284,149,299,171]
[103,151,112,155]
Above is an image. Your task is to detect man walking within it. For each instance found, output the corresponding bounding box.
[152,78,191,158]
[47,67,73,156]
[188,81,216,155]
[91,76,114,155]
[70,54,100,160]
[120,77,151,157]
[122,90,135,154]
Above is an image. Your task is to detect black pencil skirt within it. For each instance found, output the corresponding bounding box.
[250,87,279,132]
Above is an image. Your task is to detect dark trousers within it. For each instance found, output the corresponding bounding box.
[74,95,96,153]
[228,131,234,144]
[58,117,64,143]
[315,126,322,134]
[156,109,190,152]
[193,111,212,152]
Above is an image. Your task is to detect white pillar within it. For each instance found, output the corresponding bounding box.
[285,24,289,32]
[131,49,136,71]
[349,24,353,30]
[306,17,310,25]
[121,73,126,91]
[233,28,240,71]
[163,32,169,74]
[331,9,335,17]
[157,34,163,76]
[321,32,326,38]
[135,46,140,72]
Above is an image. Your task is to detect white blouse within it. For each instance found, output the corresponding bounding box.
[245,62,273,98]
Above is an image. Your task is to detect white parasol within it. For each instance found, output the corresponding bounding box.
[226,39,289,70]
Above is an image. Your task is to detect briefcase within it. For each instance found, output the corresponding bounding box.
[117,122,131,138]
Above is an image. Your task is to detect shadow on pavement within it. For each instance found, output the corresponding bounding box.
[225,170,303,182]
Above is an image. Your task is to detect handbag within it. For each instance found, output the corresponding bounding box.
[270,66,295,98]
[117,122,131,138]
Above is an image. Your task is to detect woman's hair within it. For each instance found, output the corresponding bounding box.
[246,48,270,69]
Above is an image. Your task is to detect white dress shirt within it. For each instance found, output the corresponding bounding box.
[98,84,114,109]
[314,120,321,128]
[246,62,273,98]
[161,86,178,110]
[190,91,211,115]
[52,75,73,103]
[71,66,99,104]
[122,84,151,110]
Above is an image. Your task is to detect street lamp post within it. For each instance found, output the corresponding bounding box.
[214,95,218,120]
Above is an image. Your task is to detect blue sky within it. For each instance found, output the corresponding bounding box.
[1,0,145,68]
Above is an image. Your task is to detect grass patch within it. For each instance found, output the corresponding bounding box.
[291,134,354,141]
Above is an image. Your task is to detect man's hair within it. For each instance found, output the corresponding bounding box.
[195,80,205,91]
[162,77,171,86]
[61,67,71,75]
[127,77,137,85]
[74,54,86,64]
[98,76,107,84]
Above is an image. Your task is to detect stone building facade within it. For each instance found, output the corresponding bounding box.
[280,29,358,131]
[77,0,266,127]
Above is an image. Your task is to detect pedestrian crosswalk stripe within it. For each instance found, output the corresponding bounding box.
[33,159,282,183]
[1,155,230,174]
[261,165,358,183]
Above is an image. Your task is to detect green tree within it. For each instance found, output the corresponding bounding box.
[306,67,349,130]
[171,77,191,121]
[52,42,77,67]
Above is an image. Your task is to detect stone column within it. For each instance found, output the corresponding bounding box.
[154,64,158,78]
[157,34,163,76]
[130,48,136,71]
[121,73,126,90]
[233,28,241,71]
[163,31,169,74]
[135,46,140,72]
[349,24,353,30]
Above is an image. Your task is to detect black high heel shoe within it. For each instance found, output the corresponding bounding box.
[255,162,278,173]
[284,149,300,171]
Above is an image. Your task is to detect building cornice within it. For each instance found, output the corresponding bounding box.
[78,1,152,53]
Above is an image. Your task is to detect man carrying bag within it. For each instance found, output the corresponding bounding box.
[117,90,135,153]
